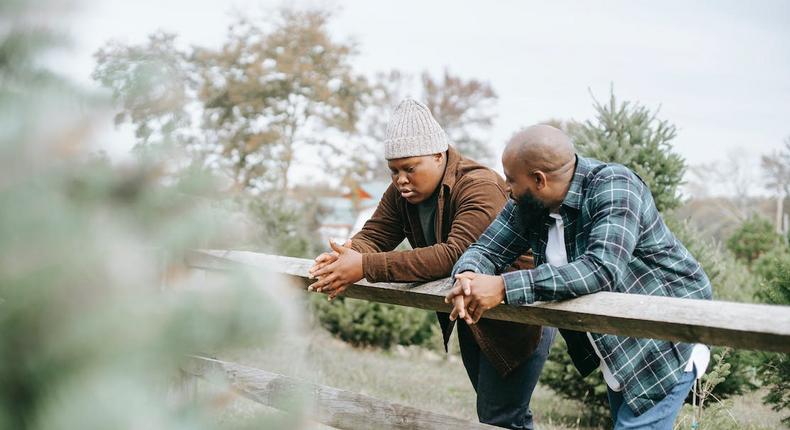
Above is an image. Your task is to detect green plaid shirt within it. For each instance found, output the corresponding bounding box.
[453,155,712,415]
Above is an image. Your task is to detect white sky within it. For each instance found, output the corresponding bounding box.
[59,0,790,193]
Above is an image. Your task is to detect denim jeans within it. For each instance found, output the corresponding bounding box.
[458,322,557,430]
[607,367,697,430]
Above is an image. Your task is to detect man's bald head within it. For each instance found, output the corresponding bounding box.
[501,124,577,213]
[503,124,575,172]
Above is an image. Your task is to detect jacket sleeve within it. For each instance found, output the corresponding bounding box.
[452,199,531,279]
[361,178,508,283]
[349,183,406,254]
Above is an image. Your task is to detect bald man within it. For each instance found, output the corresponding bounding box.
[446,125,713,429]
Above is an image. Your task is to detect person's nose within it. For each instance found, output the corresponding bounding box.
[396,173,409,186]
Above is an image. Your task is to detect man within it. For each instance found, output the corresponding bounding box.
[446,124,712,429]
[308,99,556,429]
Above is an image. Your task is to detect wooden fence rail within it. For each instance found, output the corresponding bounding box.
[185,356,496,430]
[186,249,790,353]
[182,249,790,429]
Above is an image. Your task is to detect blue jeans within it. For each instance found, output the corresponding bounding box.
[607,367,696,430]
[458,322,557,430]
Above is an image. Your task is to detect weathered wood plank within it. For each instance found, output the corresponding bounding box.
[188,356,496,430]
[185,249,790,353]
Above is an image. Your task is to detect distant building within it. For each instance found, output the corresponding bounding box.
[317,181,389,245]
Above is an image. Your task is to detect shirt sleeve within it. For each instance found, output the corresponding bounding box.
[452,200,531,279]
[502,166,644,305]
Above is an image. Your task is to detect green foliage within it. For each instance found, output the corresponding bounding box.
[310,296,442,350]
[0,4,299,428]
[244,195,323,258]
[752,249,790,425]
[94,8,370,192]
[668,216,756,303]
[571,89,685,212]
[92,32,195,147]
[667,219,758,397]
[675,349,743,430]
[726,216,781,267]
[753,247,790,304]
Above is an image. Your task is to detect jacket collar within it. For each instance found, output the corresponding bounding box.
[440,145,461,193]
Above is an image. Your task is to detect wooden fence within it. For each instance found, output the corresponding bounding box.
[183,249,790,429]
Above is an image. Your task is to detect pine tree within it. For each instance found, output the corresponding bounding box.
[1,3,299,428]
[571,88,685,212]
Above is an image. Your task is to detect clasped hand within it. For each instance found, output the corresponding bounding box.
[308,240,363,301]
[443,272,506,324]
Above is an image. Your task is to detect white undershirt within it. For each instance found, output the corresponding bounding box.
[545,213,709,392]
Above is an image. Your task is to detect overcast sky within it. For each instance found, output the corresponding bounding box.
[60,0,790,192]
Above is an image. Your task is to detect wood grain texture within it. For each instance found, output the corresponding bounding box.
[188,356,496,430]
[185,249,790,353]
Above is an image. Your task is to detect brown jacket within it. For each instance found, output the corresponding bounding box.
[350,146,542,377]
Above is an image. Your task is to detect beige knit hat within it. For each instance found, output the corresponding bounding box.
[384,98,450,160]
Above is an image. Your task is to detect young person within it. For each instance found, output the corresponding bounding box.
[309,100,556,429]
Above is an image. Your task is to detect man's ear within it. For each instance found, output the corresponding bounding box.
[433,152,443,164]
[534,171,548,190]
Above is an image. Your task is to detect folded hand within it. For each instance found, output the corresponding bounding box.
[307,240,363,301]
[443,272,506,324]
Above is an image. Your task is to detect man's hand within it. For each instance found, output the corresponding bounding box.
[444,272,506,324]
[308,239,351,278]
[445,275,474,324]
[307,240,363,301]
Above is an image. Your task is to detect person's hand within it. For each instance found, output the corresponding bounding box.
[444,272,506,324]
[308,239,351,278]
[445,275,474,324]
[307,240,363,301]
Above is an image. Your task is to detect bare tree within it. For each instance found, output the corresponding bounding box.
[422,69,498,164]
[761,136,790,234]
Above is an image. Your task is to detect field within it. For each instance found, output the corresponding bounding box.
[205,322,784,429]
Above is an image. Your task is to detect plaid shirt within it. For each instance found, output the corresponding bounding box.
[453,155,712,415]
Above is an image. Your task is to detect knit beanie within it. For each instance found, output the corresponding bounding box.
[384,98,450,160]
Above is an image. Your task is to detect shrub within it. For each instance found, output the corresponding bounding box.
[309,296,443,350]
[752,249,790,425]
[726,216,781,267]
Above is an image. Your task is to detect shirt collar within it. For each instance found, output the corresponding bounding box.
[560,155,589,211]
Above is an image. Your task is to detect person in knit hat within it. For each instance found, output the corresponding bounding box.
[308,98,556,430]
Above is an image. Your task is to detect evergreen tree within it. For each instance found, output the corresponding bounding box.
[1,2,300,428]
[726,215,781,267]
[571,89,685,212]
[753,249,790,424]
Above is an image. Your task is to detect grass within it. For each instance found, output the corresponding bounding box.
[206,322,784,429]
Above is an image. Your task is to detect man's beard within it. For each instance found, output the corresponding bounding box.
[515,190,549,227]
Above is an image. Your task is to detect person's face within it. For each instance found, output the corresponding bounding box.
[387,153,445,204]
[502,153,549,224]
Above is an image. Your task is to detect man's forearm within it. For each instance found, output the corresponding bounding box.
[452,244,500,278]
